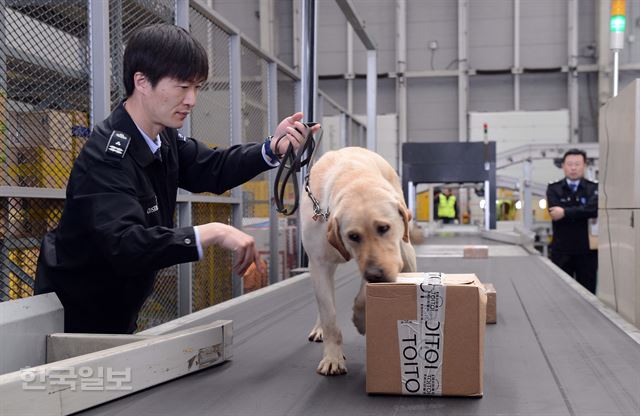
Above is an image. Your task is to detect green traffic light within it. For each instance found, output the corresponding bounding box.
[611,15,626,32]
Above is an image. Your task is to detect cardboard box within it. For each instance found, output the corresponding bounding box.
[463,245,489,258]
[484,283,497,324]
[366,273,486,396]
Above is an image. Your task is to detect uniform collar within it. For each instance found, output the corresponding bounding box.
[565,178,581,188]
[111,102,165,167]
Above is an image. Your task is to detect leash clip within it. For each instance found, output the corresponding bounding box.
[312,206,330,222]
[305,180,329,222]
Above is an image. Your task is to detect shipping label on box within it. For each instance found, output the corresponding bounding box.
[366,272,486,397]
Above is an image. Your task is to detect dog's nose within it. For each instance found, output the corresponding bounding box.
[364,266,387,283]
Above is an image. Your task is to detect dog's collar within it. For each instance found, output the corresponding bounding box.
[304,175,330,222]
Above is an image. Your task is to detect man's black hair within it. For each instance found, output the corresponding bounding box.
[562,148,587,164]
[123,24,208,96]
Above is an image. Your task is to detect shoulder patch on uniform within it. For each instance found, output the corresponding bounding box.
[177,132,187,142]
[105,130,131,158]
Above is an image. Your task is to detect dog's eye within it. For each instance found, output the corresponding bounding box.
[348,233,361,243]
[377,225,390,235]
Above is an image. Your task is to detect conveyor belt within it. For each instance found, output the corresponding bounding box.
[80,242,640,416]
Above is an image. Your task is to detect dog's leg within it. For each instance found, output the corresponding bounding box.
[310,259,346,375]
[308,273,338,342]
[352,279,366,335]
[400,241,417,272]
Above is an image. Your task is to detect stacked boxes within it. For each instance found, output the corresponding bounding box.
[9,110,89,188]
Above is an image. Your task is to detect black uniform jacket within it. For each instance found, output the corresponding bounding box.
[546,178,598,254]
[35,103,271,333]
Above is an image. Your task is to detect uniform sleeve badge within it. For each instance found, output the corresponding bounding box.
[105,130,131,158]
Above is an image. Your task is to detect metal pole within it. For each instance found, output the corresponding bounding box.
[340,113,347,148]
[407,181,416,221]
[259,0,275,54]
[267,62,280,284]
[300,0,317,121]
[111,0,123,108]
[175,0,193,316]
[292,0,301,73]
[396,0,407,168]
[598,0,612,105]
[613,50,620,96]
[513,0,520,111]
[89,0,110,127]
[229,34,244,297]
[0,0,8,298]
[568,0,579,143]
[458,0,469,141]
[347,24,353,113]
[366,50,377,151]
[298,0,317,268]
[523,159,533,229]
[484,180,490,230]
[317,93,325,153]
[428,186,434,223]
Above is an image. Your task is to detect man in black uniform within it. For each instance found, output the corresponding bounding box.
[34,24,317,333]
[546,149,598,294]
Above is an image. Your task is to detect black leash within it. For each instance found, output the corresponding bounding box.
[273,122,322,216]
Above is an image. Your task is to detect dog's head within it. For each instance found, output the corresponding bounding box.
[327,192,411,283]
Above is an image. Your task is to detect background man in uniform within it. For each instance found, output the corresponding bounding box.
[34,23,319,334]
[546,149,598,294]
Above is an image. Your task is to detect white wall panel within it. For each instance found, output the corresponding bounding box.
[469,0,514,69]
[520,73,567,110]
[469,75,513,112]
[406,0,457,72]
[407,77,458,142]
[520,0,567,68]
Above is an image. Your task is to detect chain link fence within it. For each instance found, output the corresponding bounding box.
[191,202,233,311]
[109,0,174,108]
[238,43,271,289]
[0,1,89,301]
[0,0,367,332]
[186,7,235,314]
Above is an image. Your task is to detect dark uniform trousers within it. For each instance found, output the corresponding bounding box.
[546,178,598,294]
[550,250,597,294]
[35,103,272,333]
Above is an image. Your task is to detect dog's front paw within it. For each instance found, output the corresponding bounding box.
[308,325,323,342]
[317,354,347,375]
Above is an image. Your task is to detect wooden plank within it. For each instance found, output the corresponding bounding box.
[0,320,232,416]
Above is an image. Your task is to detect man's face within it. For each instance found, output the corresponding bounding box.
[562,154,585,180]
[146,77,202,129]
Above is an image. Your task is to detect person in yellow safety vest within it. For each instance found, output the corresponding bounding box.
[437,188,458,224]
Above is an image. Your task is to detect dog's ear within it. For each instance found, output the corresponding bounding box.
[397,202,411,243]
[327,217,352,261]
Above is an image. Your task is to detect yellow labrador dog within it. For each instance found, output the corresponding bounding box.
[301,147,417,375]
